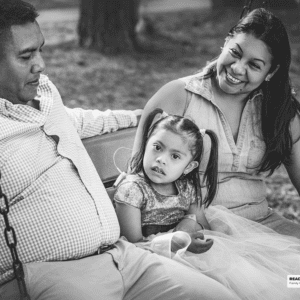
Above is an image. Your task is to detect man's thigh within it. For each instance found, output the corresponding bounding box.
[0,279,20,300]
[259,210,300,239]
[1,239,239,300]
[111,239,239,300]
[27,254,123,300]
[0,253,124,300]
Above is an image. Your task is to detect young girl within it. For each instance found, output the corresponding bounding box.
[115,108,218,243]
[114,109,300,300]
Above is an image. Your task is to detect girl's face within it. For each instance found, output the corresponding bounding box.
[215,33,274,97]
[143,128,197,193]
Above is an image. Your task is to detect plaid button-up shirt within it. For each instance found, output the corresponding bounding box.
[0,75,137,285]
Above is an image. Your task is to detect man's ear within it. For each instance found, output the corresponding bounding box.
[265,65,280,81]
[183,161,199,175]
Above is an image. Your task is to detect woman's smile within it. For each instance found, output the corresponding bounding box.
[225,69,244,84]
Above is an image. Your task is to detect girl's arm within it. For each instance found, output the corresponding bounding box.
[188,203,211,230]
[115,202,143,242]
[175,204,210,231]
[174,204,214,253]
[114,180,145,242]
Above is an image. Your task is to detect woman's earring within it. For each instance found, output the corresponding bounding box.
[265,76,270,82]
[220,47,224,51]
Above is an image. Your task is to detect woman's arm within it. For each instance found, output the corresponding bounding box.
[115,202,143,242]
[133,80,188,155]
[285,114,300,195]
[285,139,300,195]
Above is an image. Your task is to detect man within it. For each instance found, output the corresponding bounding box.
[0,1,238,299]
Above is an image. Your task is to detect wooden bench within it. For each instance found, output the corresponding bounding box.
[82,127,137,200]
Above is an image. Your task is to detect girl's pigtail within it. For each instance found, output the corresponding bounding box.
[202,130,218,208]
[130,108,164,174]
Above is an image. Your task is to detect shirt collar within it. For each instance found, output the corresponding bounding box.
[184,70,214,101]
[0,74,53,125]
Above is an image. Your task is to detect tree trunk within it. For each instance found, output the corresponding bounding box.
[211,0,298,9]
[211,0,244,9]
[78,0,141,54]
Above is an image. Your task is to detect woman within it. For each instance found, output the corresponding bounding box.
[133,8,300,239]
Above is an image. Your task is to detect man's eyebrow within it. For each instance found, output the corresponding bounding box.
[18,40,45,55]
[236,43,265,65]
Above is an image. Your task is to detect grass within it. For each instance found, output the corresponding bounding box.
[35,1,300,223]
[27,0,79,10]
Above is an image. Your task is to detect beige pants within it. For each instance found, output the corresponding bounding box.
[0,239,239,300]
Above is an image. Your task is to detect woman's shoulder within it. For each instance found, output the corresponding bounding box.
[157,79,187,98]
[144,72,207,116]
[143,79,187,115]
[179,70,206,85]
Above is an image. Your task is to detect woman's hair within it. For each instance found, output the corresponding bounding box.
[203,8,300,175]
[131,108,219,208]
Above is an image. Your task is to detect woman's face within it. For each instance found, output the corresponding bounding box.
[216,33,273,97]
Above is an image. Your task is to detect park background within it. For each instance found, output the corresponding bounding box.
[27,0,300,223]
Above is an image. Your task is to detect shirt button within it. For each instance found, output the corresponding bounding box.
[18,196,24,201]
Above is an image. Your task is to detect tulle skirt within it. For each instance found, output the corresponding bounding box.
[137,205,300,300]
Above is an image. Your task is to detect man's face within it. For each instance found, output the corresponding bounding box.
[0,21,45,105]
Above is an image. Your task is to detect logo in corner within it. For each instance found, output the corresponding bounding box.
[287,275,300,288]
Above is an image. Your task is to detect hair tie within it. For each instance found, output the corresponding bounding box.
[200,129,206,137]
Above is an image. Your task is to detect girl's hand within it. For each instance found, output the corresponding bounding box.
[187,231,213,254]
[174,218,213,253]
